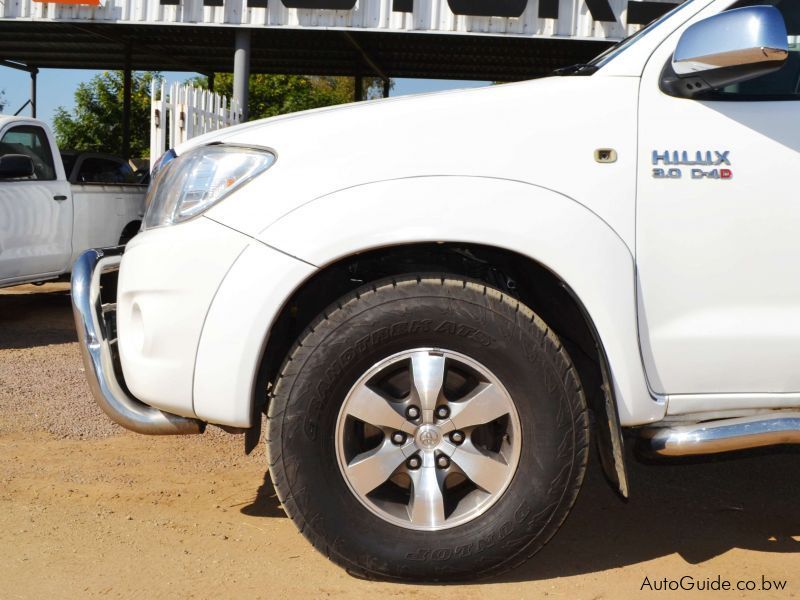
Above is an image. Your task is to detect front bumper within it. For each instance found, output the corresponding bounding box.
[71,246,205,435]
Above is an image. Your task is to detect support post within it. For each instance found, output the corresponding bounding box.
[354,74,363,102]
[122,46,132,160]
[208,72,215,93]
[1,61,40,117]
[233,30,251,121]
[382,78,390,99]
[30,67,38,118]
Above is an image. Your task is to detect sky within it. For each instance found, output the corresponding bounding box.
[0,66,489,131]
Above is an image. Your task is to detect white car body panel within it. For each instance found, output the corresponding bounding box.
[0,116,146,287]
[193,242,316,427]
[70,183,145,263]
[667,392,800,417]
[111,0,800,430]
[636,2,800,396]
[0,117,72,283]
[0,176,73,282]
[117,218,250,417]
[202,75,642,251]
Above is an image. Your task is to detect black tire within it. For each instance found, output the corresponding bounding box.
[267,276,589,582]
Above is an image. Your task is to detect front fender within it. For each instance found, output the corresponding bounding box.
[258,175,664,427]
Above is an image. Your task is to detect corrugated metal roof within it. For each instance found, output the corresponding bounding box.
[0,21,612,79]
[1,0,681,39]
[0,0,683,79]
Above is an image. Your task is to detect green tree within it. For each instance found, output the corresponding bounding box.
[0,89,5,113]
[191,74,390,121]
[53,71,159,158]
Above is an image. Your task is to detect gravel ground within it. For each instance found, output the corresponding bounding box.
[1,283,799,599]
[0,283,244,445]
[0,283,120,439]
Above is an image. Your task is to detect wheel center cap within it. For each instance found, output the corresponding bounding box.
[415,425,441,450]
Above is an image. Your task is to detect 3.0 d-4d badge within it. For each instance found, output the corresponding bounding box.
[652,150,733,180]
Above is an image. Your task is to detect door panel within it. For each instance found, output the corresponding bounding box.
[637,0,800,395]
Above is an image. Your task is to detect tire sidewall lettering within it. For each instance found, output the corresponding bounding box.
[404,501,531,562]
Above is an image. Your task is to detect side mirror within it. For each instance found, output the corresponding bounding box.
[0,154,35,180]
[661,5,789,99]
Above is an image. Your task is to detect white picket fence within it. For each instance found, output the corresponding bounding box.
[150,80,242,167]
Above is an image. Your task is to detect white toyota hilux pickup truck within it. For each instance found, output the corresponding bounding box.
[72,0,800,582]
[0,116,145,288]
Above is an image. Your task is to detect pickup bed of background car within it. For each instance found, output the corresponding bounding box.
[0,116,146,288]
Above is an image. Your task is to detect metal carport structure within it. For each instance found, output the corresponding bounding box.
[0,0,681,155]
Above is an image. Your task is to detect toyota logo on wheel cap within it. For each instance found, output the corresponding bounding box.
[416,425,441,450]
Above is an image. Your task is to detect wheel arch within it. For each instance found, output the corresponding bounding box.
[256,176,660,428]
[257,241,631,497]
[196,176,663,498]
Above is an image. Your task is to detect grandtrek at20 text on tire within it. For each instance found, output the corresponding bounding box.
[267,276,590,582]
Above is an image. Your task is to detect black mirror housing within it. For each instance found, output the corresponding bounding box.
[660,59,788,99]
[0,154,35,180]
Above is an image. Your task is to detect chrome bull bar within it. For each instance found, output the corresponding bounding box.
[71,247,205,435]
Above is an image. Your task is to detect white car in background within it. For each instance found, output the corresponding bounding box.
[73,0,800,582]
[0,116,145,288]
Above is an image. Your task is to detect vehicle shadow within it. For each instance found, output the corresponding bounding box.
[494,444,800,583]
[240,471,286,519]
[0,284,77,350]
[241,438,800,581]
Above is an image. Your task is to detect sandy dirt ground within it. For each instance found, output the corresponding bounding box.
[1,283,799,599]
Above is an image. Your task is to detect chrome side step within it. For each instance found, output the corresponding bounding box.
[641,412,800,457]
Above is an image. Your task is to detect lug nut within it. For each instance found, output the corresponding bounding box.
[450,431,465,445]
[391,431,406,445]
[436,455,450,469]
[435,405,450,420]
[406,455,422,470]
[406,406,420,420]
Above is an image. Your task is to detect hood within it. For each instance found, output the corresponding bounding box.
[187,76,628,183]
[176,82,502,153]
[200,74,640,240]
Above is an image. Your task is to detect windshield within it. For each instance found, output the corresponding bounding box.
[589,0,700,68]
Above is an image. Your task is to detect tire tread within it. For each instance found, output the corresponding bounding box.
[267,275,589,582]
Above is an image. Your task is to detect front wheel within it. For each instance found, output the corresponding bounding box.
[267,276,589,582]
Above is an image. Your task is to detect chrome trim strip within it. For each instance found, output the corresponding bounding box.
[71,247,205,435]
[643,412,800,457]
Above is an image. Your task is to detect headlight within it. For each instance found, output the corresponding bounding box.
[149,148,177,185]
[143,145,276,230]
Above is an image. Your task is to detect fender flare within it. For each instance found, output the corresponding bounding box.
[255,176,665,495]
[195,177,664,496]
[259,175,660,420]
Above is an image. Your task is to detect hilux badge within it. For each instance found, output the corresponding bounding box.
[652,150,733,180]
